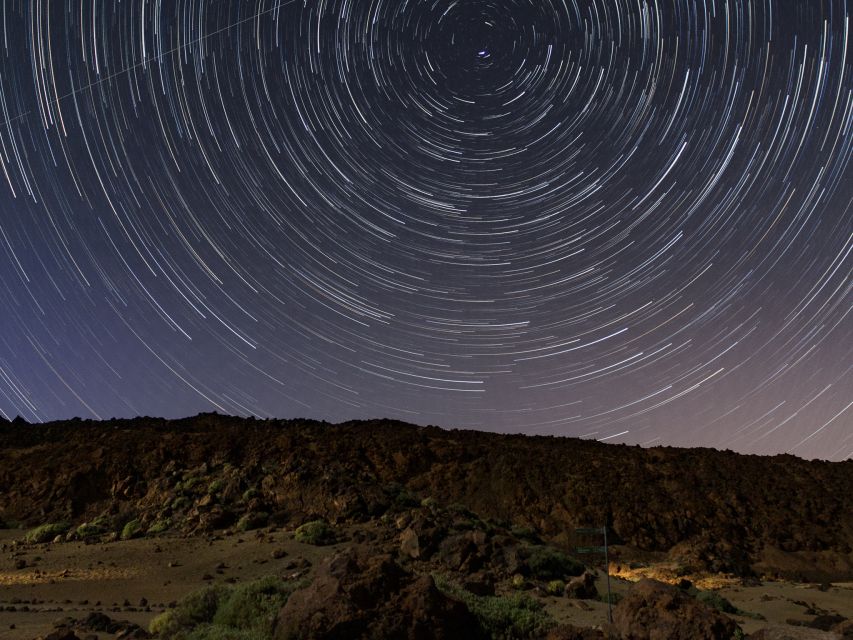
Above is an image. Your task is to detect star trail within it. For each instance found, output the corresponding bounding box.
[0,0,850,460]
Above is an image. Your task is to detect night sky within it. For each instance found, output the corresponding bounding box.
[0,1,850,460]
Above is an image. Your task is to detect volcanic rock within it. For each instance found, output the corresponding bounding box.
[565,571,598,599]
[610,578,740,639]
[1,416,852,580]
[273,549,484,640]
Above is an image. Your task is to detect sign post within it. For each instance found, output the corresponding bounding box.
[573,526,613,624]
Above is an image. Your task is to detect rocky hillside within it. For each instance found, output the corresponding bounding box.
[1,414,851,579]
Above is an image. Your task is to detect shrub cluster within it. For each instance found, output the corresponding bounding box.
[434,575,556,640]
[150,576,305,639]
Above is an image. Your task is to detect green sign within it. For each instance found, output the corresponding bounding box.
[574,527,604,535]
[575,546,606,554]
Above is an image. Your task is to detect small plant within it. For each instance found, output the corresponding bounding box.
[172,496,191,511]
[526,546,585,580]
[208,479,225,495]
[23,522,70,544]
[181,476,204,492]
[294,520,334,545]
[242,488,259,502]
[121,519,143,540]
[236,512,269,532]
[74,516,110,540]
[147,518,171,535]
[546,580,565,596]
[420,497,438,510]
[511,574,527,590]
[149,584,228,637]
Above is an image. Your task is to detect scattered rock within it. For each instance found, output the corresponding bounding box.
[610,579,739,640]
[400,527,421,559]
[833,620,853,639]
[565,572,598,600]
[807,615,847,631]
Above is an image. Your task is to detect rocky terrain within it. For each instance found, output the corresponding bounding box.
[1,413,852,639]
[2,413,851,580]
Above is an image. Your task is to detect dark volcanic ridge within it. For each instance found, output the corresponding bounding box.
[1,413,852,582]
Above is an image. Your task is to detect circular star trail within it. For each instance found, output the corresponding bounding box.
[0,0,850,459]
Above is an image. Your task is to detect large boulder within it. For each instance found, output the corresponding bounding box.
[610,579,740,640]
[273,549,484,640]
[565,571,599,599]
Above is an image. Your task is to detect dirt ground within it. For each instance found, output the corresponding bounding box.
[0,529,330,640]
[1,529,852,639]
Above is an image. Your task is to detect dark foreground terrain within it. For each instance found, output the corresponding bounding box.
[1,414,852,639]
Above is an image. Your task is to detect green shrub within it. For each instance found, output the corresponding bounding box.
[695,591,764,620]
[149,576,304,639]
[23,522,70,544]
[696,590,737,614]
[147,518,171,535]
[121,519,143,540]
[181,477,204,492]
[74,516,110,540]
[546,580,565,596]
[208,479,225,495]
[511,574,527,590]
[241,488,259,502]
[294,520,334,546]
[212,576,302,630]
[172,496,192,511]
[435,575,556,639]
[526,546,585,580]
[235,512,269,532]
[150,584,228,637]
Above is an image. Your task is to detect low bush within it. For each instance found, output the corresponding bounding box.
[236,512,269,532]
[526,546,585,580]
[294,520,334,545]
[149,576,304,639]
[147,518,171,535]
[74,516,110,540]
[208,479,225,495]
[546,580,565,596]
[121,519,143,540]
[435,575,556,639]
[23,522,70,544]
